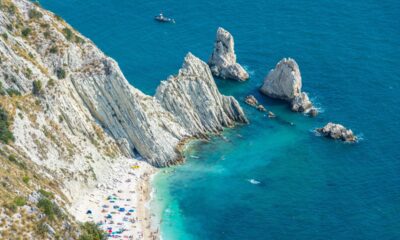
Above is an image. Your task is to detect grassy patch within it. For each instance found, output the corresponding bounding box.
[22,176,30,184]
[38,189,54,199]
[13,196,26,206]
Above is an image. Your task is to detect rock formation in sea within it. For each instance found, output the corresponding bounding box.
[208,27,249,81]
[260,58,317,116]
[0,0,248,237]
[244,95,267,112]
[316,123,357,142]
[155,53,248,137]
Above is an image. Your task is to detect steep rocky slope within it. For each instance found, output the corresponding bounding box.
[156,53,248,136]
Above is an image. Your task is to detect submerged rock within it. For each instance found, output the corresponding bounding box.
[245,95,258,106]
[316,123,357,142]
[256,105,267,112]
[244,95,267,112]
[260,58,317,115]
[208,27,249,81]
[268,111,276,118]
[309,108,318,117]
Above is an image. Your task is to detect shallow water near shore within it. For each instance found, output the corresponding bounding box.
[41,0,400,239]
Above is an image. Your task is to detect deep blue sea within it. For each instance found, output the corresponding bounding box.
[41,0,400,239]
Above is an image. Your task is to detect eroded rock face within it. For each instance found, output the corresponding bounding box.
[0,0,248,172]
[316,123,357,142]
[260,58,302,100]
[155,53,248,136]
[260,58,317,115]
[208,27,249,81]
[291,92,312,112]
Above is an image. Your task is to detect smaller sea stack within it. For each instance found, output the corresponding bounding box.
[316,123,357,142]
[208,27,249,81]
[260,58,317,116]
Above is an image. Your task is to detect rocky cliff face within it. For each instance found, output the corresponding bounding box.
[156,53,248,136]
[208,27,249,81]
[260,58,317,115]
[0,0,246,189]
[0,0,247,237]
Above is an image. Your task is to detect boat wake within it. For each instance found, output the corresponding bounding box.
[247,179,260,185]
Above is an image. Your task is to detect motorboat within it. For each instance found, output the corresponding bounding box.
[154,12,175,23]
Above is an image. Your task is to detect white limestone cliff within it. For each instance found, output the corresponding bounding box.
[260,58,317,115]
[208,27,249,81]
[156,53,248,136]
[0,0,248,205]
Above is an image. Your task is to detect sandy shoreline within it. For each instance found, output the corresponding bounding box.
[136,168,159,240]
[67,159,159,239]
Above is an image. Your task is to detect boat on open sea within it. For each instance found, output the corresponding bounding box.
[154,12,175,23]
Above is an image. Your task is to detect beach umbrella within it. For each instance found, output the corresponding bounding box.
[86,210,92,214]
[119,208,125,212]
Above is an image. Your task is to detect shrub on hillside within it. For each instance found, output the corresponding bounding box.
[0,107,14,144]
[79,222,107,240]
[32,80,43,95]
[13,196,26,206]
[56,68,66,79]
[21,28,32,37]
[6,88,21,96]
[62,27,73,41]
[28,9,43,19]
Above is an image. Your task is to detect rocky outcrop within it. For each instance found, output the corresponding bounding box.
[244,95,267,112]
[208,27,249,81]
[291,92,312,112]
[260,58,317,116]
[316,123,357,142]
[155,53,248,137]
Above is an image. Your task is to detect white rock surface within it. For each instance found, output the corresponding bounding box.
[291,92,312,112]
[0,0,248,206]
[156,53,248,136]
[208,27,249,81]
[260,58,317,114]
[316,123,357,142]
[260,58,302,100]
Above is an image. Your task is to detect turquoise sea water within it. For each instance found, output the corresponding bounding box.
[41,0,400,239]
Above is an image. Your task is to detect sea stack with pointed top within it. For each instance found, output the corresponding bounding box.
[208,27,249,81]
[155,52,249,136]
[260,58,317,115]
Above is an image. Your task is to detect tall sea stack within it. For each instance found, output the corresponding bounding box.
[208,27,249,81]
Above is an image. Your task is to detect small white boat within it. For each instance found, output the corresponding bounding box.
[154,13,175,23]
